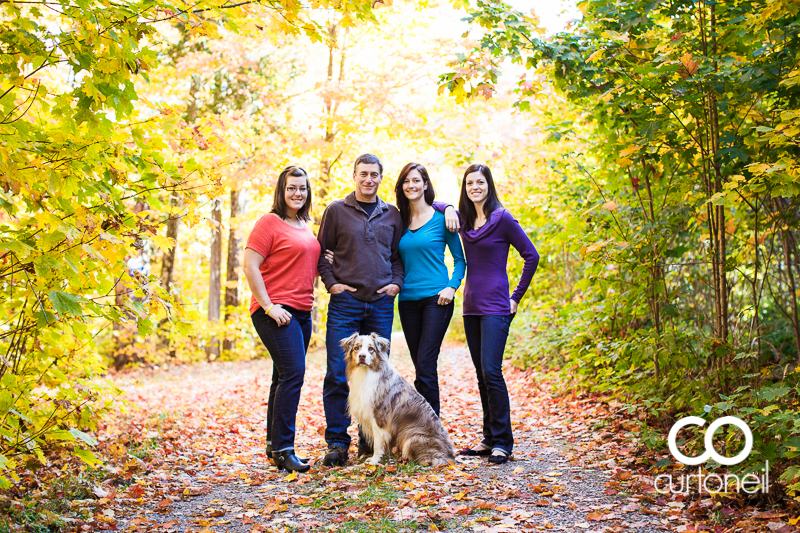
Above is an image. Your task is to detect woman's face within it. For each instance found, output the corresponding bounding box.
[402,168,428,202]
[284,175,308,216]
[464,171,488,205]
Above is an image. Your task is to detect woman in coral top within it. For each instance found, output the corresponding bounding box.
[244,166,320,474]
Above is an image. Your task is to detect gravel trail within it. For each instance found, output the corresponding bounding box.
[109,336,672,532]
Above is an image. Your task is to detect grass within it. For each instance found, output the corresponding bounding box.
[0,466,106,533]
[0,426,157,533]
[296,460,465,533]
[306,478,403,510]
[0,505,63,533]
[126,435,161,461]
[318,518,425,532]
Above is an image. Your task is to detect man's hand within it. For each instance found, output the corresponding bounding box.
[444,205,460,233]
[437,287,456,305]
[330,283,357,294]
[510,299,518,314]
[377,283,400,297]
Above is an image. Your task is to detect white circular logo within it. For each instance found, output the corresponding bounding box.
[667,416,753,466]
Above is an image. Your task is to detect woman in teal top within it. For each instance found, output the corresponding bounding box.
[395,162,466,416]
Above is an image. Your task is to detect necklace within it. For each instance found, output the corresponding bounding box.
[284,215,303,229]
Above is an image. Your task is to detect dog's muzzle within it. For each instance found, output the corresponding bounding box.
[358,354,367,365]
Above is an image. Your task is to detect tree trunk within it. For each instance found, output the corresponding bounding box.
[207,197,223,361]
[777,203,800,364]
[313,20,348,337]
[223,189,243,354]
[157,193,181,358]
[112,278,129,370]
[160,195,181,292]
[113,201,148,369]
[699,0,728,349]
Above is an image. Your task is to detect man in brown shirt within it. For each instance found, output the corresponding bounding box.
[316,153,403,466]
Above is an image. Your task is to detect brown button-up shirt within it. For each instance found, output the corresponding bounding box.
[316,192,404,303]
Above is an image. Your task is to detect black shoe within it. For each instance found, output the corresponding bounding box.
[266,444,275,465]
[275,450,310,473]
[272,451,309,464]
[357,442,374,457]
[458,444,492,456]
[487,450,510,465]
[322,446,349,466]
[268,444,308,464]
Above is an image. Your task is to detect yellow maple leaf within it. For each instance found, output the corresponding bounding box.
[680,53,699,77]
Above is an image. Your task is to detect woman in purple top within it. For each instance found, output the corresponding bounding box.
[456,164,539,465]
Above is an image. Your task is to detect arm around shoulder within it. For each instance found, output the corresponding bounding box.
[432,201,460,233]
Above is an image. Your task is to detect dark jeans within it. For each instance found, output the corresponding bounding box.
[252,305,311,452]
[463,314,514,454]
[398,296,454,416]
[324,291,395,448]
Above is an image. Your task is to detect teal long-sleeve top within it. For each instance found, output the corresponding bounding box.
[398,210,466,302]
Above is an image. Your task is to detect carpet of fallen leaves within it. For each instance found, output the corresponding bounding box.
[18,336,799,533]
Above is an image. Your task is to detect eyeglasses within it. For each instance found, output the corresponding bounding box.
[286,186,308,194]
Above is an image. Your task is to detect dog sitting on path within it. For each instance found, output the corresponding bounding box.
[341,332,456,467]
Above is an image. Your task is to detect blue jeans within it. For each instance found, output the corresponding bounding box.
[324,291,395,448]
[463,314,514,454]
[252,305,311,452]
[398,296,454,416]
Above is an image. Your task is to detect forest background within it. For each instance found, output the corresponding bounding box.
[1,0,800,523]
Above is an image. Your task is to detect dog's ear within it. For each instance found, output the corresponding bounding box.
[371,333,390,355]
[340,333,360,354]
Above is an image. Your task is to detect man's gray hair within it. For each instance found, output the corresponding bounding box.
[353,153,383,176]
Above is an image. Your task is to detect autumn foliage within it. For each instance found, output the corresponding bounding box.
[442,0,800,499]
[2,0,800,528]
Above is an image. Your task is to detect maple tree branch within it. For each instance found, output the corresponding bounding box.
[1,82,40,125]
[192,0,258,13]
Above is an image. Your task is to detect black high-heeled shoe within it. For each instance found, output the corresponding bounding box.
[267,445,308,464]
[274,450,310,473]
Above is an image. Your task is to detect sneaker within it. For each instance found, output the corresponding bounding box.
[357,441,374,457]
[322,446,349,467]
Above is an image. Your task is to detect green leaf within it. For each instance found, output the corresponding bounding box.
[48,290,84,316]
[758,386,791,402]
[69,428,98,447]
[74,448,101,466]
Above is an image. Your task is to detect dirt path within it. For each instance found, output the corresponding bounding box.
[97,336,683,532]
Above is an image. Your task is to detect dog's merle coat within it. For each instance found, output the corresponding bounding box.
[341,333,455,467]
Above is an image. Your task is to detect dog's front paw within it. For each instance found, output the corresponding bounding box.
[368,456,382,466]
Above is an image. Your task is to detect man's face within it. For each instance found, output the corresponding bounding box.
[353,163,383,201]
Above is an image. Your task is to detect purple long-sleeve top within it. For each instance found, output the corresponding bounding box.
[460,208,539,316]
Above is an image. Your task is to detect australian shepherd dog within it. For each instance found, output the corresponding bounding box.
[341,332,456,467]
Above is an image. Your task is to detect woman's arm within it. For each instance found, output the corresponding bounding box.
[243,248,292,326]
[445,226,466,289]
[504,212,539,308]
[437,225,466,306]
[432,201,460,233]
